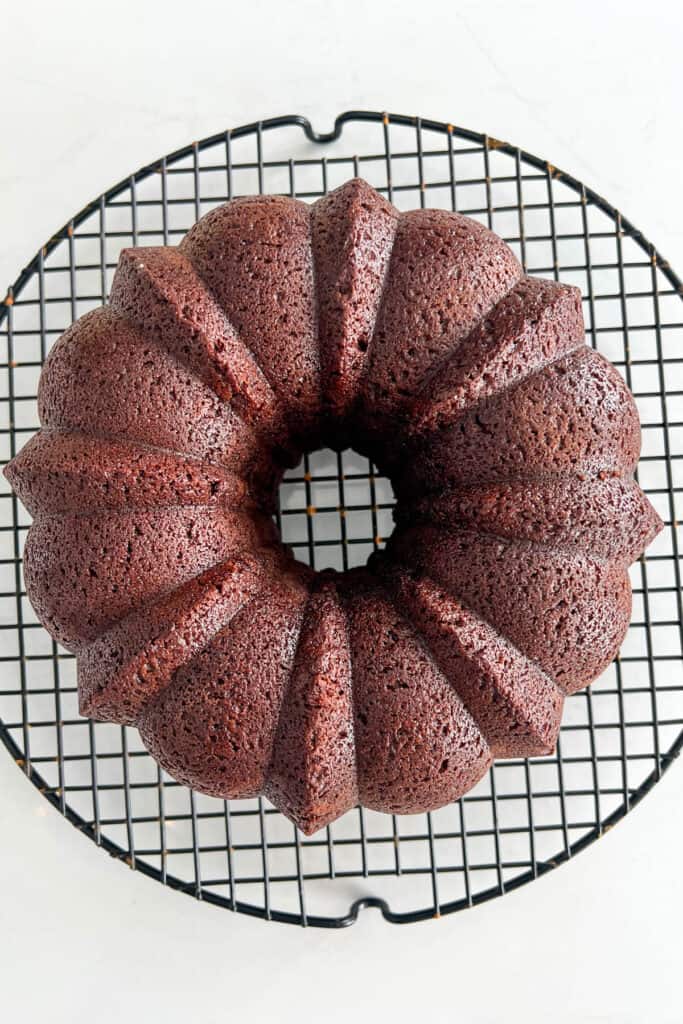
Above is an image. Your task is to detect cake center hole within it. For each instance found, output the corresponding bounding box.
[276,448,396,572]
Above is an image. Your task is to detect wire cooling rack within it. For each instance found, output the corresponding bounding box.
[1,111,681,927]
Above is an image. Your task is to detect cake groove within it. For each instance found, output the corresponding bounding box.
[386,523,632,693]
[79,553,268,725]
[5,430,255,516]
[396,476,662,565]
[311,178,399,421]
[341,572,492,814]
[180,195,322,437]
[265,576,358,834]
[408,275,586,436]
[109,247,286,439]
[358,207,523,426]
[377,562,564,757]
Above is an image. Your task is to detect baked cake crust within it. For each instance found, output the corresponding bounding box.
[5,179,662,834]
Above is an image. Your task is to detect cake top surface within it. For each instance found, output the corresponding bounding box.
[4,178,662,834]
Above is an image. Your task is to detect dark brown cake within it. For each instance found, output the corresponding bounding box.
[138,564,311,801]
[385,526,632,693]
[342,571,492,815]
[311,178,398,420]
[359,206,523,426]
[180,195,321,437]
[265,576,357,833]
[376,562,564,758]
[5,178,662,834]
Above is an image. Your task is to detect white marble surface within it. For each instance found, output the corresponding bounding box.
[1,2,682,1021]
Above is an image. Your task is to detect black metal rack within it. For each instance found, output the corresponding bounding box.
[0,111,681,927]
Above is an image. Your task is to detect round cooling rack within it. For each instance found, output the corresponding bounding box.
[1,110,682,928]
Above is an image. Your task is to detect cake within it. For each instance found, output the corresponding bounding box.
[5,178,662,835]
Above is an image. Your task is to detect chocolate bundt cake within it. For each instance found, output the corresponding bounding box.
[6,179,662,835]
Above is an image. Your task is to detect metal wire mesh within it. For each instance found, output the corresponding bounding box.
[0,111,681,927]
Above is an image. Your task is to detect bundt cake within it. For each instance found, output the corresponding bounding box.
[5,178,662,835]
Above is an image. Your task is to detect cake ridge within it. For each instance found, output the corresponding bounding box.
[328,573,362,820]
[407,275,587,436]
[6,429,256,518]
[110,245,289,442]
[340,570,492,813]
[22,504,280,652]
[23,500,260,524]
[351,206,403,404]
[36,306,272,479]
[385,521,633,693]
[311,178,400,421]
[394,476,663,565]
[22,425,246,469]
[409,342,588,441]
[179,194,323,436]
[105,301,293,472]
[263,577,313,803]
[138,564,311,803]
[389,516,620,572]
[375,559,565,758]
[18,424,277,499]
[79,552,269,725]
[264,575,358,834]
[393,345,643,496]
[357,207,524,424]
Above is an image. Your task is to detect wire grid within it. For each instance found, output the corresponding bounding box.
[0,111,682,927]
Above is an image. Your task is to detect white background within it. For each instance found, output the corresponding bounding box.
[1,1,682,1021]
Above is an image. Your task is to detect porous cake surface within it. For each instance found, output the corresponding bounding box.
[5,179,662,834]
